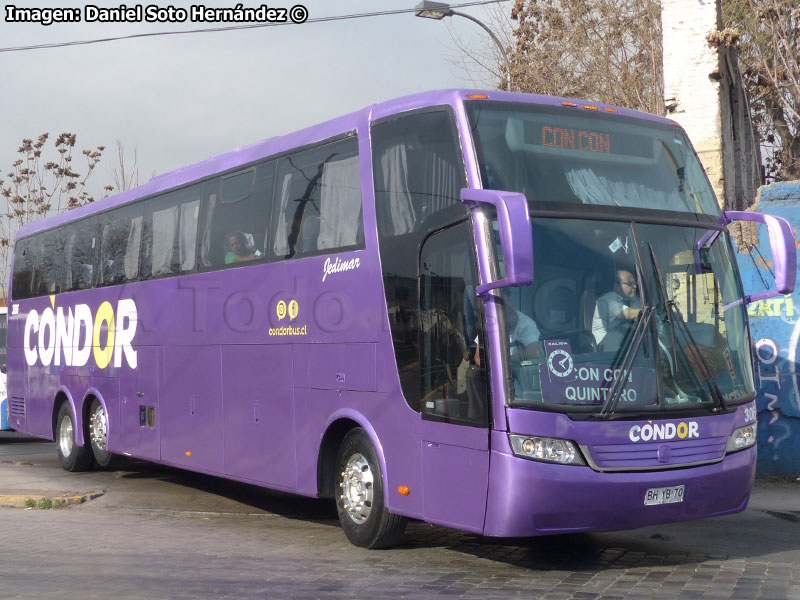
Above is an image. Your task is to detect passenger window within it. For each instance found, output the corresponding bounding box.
[11,238,34,300]
[372,109,467,239]
[32,231,65,296]
[372,108,468,411]
[178,201,199,271]
[222,169,255,204]
[198,163,274,270]
[142,184,201,279]
[98,204,143,287]
[64,217,101,292]
[271,136,363,259]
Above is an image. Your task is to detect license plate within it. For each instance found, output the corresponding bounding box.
[644,485,684,505]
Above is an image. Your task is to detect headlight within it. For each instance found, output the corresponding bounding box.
[726,425,757,453]
[509,434,586,465]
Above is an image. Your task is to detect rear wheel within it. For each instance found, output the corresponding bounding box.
[88,398,122,469]
[56,403,93,472]
[335,428,407,548]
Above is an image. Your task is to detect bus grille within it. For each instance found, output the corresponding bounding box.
[9,398,25,417]
[585,436,728,471]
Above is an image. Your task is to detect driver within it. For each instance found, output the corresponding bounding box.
[592,269,642,347]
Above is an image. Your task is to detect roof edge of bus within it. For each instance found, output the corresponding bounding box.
[15,89,675,240]
[452,89,674,125]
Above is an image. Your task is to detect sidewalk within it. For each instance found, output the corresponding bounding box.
[0,461,107,507]
[747,478,800,514]
[0,432,107,507]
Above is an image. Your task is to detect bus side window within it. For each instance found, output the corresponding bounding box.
[11,239,34,300]
[198,162,274,270]
[98,204,143,287]
[372,107,468,412]
[142,184,202,279]
[31,230,65,297]
[64,217,100,292]
[271,136,363,260]
[372,109,466,239]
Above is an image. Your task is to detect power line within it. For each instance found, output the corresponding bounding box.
[0,1,508,54]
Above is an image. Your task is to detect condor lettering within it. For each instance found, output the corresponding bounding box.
[629,421,699,442]
[23,299,138,369]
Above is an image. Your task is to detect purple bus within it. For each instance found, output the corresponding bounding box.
[7,90,795,548]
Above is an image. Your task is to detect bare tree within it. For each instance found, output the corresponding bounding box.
[0,133,110,302]
[445,5,517,90]
[505,0,664,114]
[112,140,142,192]
[717,0,800,181]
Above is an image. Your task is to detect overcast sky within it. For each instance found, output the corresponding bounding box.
[1,0,505,198]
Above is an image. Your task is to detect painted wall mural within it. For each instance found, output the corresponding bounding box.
[736,181,800,475]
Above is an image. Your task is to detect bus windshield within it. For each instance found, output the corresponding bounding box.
[466,101,720,216]
[499,218,754,414]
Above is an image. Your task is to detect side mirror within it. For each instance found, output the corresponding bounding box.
[724,210,797,302]
[460,188,533,297]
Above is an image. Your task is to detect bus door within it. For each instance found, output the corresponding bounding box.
[418,223,491,532]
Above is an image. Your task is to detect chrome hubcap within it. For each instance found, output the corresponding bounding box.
[58,414,74,457]
[339,453,374,524]
[89,404,108,452]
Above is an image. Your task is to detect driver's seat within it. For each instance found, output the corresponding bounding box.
[531,276,595,353]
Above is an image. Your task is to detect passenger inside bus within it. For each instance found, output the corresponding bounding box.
[472,297,541,367]
[225,231,262,264]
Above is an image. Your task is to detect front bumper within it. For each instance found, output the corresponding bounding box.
[483,437,755,537]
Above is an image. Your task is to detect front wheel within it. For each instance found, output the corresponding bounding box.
[55,403,93,472]
[335,428,407,548]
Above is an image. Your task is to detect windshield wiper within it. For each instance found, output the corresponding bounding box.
[646,243,727,413]
[597,304,655,418]
[647,244,678,367]
[597,260,655,417]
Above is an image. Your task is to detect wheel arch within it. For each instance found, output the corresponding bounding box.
[52,386,81,445]
[317,409,387,500]
[81,388,107,450]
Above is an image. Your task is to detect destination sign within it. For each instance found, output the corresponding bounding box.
[523,120,654,158]
[539,341,658,406]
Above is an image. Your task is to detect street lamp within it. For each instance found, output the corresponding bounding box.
[414,0,512,91]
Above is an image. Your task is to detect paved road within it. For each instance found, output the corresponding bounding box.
[1,431,799,599]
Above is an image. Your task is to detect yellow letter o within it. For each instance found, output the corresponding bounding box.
[93,301,115,369]
[677,422,688,439]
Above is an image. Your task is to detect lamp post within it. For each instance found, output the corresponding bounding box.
[414,0,512,92]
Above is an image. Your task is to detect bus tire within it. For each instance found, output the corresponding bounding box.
[335,428,407,549]
[55,403,93,472]
[88,398,122,469]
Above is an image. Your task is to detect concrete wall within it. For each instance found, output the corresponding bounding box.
[736,181,800,475]
[662,0,760,210]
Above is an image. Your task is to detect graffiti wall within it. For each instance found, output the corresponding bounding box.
[736,181,800,475]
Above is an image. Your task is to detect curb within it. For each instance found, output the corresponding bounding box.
[0,491,105,509]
